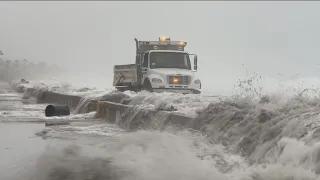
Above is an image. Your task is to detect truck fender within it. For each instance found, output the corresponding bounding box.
[143,78,151,86]
[142,78,153,92]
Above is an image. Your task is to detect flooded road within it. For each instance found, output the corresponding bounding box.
[0,123,46,180]
[0,82,121,180]
[1,81,320,180]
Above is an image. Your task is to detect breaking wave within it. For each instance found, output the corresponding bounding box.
[26,129,319,180]
[9,74,320,180]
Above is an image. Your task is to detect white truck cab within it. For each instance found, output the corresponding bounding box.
[113,37,201,94]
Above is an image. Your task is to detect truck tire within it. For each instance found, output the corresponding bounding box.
[116,87,127,92]
[143,80,153,92]
[193,90,201,94]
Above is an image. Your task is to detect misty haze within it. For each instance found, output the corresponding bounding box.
[1,1,320,180]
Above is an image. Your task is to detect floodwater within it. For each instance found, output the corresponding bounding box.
[1,81,320,180]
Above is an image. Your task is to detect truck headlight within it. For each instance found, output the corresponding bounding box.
[152,78,163,83]
[194,79,201,84]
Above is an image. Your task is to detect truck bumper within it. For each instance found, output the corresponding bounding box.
[153,88,201,94]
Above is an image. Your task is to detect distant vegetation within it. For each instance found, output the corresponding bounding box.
[0,50,66,81]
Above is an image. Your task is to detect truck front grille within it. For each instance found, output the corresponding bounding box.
[168,75,191,85]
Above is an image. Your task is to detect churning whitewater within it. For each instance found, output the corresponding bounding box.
[3,76,320,180]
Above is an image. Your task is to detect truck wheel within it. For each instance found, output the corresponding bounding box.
[143,80,153,92]
[193,90,201,94]
[116,87,127,92]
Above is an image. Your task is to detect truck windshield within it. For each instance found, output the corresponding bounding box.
[149,52,191,70]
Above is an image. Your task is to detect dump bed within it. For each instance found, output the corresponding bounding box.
[113,64,137,87]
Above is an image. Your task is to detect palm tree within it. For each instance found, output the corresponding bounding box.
[0,51,4,67]
[22,59,28,66]
[13,60,20,69]
[5,60,11,68]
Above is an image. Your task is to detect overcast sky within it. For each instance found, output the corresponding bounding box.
[1,1,320,94]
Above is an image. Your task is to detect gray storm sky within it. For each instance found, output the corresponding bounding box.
[1,1,320,93]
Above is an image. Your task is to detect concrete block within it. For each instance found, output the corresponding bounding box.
[87,100,98,113]
[96,101,130,122]
[165,113,193,127]
[36,91,82,109]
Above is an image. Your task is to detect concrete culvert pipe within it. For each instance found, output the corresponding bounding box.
[45,105,70,117]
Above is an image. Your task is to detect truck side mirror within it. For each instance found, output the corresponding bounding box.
[194,55,198,71]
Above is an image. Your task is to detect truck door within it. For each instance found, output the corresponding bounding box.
[188,54,198,71]
[141,52,149,82]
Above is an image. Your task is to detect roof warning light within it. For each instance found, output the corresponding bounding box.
[159,36,170,41]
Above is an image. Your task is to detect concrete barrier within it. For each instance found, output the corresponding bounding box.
[22,88,36,99]
[163,113,193,127]
[11,83,101,114]
[11,83,28,93]
[36,91,82,109]
[87,100,98,113]
[96,101,131,123]
[11,83,196,129]
[96,100,194,129]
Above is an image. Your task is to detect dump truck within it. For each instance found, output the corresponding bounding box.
[113,36,201,94]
